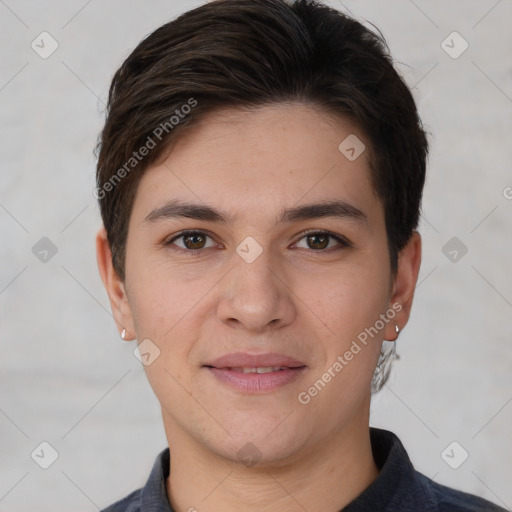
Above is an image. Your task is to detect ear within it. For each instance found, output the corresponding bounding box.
[384,230,422,341]
[96,226,136,341]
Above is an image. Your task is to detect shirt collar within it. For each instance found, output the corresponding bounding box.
[341,428,436,511]
[140,446,173,511]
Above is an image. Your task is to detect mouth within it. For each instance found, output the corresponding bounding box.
[203,352,307,393]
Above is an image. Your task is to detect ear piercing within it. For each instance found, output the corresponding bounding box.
[121,328,127,340]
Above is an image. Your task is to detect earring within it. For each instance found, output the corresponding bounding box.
[395,324,400,338]
[121,328,127,340]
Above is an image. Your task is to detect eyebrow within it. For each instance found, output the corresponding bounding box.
[144,198,368,226]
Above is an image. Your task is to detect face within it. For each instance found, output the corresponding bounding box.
[97,103,420,466]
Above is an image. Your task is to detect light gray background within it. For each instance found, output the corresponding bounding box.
[1,1,511,510]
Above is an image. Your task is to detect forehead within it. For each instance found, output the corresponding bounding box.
[131,103,382,226]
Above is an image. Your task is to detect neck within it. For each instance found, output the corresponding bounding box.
[164,410,379,512]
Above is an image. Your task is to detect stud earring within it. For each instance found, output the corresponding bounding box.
[395,324,400,338]
[121,328,127,340]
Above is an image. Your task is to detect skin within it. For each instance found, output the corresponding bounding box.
[97,103,421,512]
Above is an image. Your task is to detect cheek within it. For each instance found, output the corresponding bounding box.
[129,276,201,394]
[312,260,389,334]
[308,262,390,394]
[126,267,221,377]
[126,253,209,332]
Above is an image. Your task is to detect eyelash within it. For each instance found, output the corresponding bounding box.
[165,229,351,255]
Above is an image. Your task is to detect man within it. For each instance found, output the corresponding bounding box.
[95,0,506,510]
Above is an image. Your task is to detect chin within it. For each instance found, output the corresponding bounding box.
[208,417,311,468]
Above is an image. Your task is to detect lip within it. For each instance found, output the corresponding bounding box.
[203,352,307,393]
[205,352,306,369]
[207,367,307,393]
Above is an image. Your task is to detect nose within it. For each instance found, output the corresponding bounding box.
[217,246,296,332]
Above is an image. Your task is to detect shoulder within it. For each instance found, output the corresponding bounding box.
[365,429,507,512]
[99,488,141,512]
[416,471,508,512]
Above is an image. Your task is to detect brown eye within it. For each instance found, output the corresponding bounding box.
[183,233,206,250]
[306,233,330,250]
[295,231,350,251]
[167,231,215,252]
